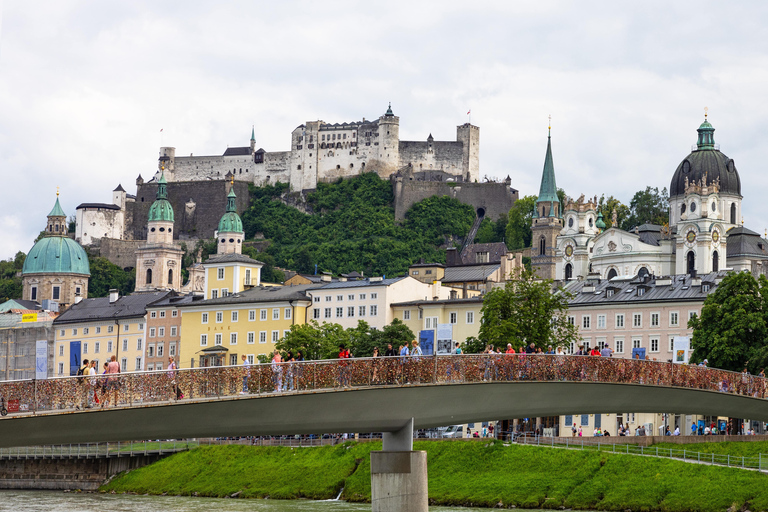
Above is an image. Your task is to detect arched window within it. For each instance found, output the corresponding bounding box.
[565,263,573,281]
[712,250,719,272]
[539,236,546,256]
[146,268,152,285]
[607,268,618,280]
[687,251,695,274]
[731,203,737,224]
[168,269,173,285]
[638,267,649,278]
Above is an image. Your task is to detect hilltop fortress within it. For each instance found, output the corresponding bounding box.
[160,105,479,190]
[76,106,518,265]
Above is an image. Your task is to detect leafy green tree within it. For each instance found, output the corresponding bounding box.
[597,195,630,230]
[0,252,25,302]
[689,271,768,372]
[478,267,578,351]
[463,336,486,354]
[87,255,135,297]
[375,318,416,353]
[506,195,536,250]
[276,321,349,360]
[475,215,508,244]
[624,187,669,230]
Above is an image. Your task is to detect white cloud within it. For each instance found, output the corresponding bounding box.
[2,0,768,258]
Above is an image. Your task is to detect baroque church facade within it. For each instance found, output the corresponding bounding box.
[533,116,768,282]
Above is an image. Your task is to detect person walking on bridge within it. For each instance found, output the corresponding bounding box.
[241,354,251,394]
[77,359,90,410]
[272,351,283,392]
[103,355,121,408]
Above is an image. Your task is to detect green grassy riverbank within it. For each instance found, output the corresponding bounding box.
[101,440,768,511]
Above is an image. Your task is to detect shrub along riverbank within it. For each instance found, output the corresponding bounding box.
[101,440,768,511]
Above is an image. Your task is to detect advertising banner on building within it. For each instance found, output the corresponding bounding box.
[22,313,38,323]
[419,330,435,355]
[673,336,691,364]
[436,323,453,355]
[35,339,48,379]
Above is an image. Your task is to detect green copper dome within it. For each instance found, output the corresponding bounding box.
[218,187,243,233]
[148,172,175,222]
[23,236,90,276]
[595,212,606,229]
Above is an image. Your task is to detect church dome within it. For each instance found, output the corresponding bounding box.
[669,119,741,197]
[218,186,243,233]
[23,236,90,276]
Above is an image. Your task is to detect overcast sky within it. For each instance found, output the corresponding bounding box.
[2,1,768,260]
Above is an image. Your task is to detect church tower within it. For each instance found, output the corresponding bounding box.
[217,179,245,255]
[531,122,563,280]
[134,171,184,292]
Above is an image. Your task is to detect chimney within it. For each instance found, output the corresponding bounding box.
[109,289,119,303]
[446,247,458,267]
[74,294,83,305]
[432,280,441,300]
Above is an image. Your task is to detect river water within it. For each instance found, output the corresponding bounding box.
[0,491,517,512]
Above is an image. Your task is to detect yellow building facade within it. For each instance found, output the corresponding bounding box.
[53,291,170,376]
[178,284,313,368]
[391,297,483,351]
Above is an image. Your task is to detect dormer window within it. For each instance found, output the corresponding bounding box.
[606,289,614,297]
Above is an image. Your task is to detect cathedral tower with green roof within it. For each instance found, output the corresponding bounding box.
[531,124,563,280]
[135,171,184,292]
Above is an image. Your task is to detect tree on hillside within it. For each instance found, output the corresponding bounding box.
[689,271,768,372]
[476,267,578,352]
[597,195,630,230]
[505,195,536,250]
[624,187,669,230]
[475,215,508,244]
[87,256,135,297]
[0,252,25,302]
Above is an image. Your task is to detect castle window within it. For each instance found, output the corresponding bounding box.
[568,217,573,228]
[711,201,717,212]
[52,286,60,300]
[690,202,696,213]
[168,269,173,285]
[297,165,301,170]
[713,250,719,272]
[589,217,593,227]
[146,269,152,285]
[731,203,736,224]
[151,228,156,232]
[55,224,59,232]
[336,165,340,170]
[680,203,686,215]
[31,286,37,300]
[687,251,695,274]
[565,263,573,280]
[350,163,354,168]
[168,228,172,233]
[539,236,546,256]
[159,227,165,232]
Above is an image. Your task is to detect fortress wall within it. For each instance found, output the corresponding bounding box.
[394,180,518,221]
[129,180,250,241]
[399,141,464,176]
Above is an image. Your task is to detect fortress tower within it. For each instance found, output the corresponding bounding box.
[457,123,480,182]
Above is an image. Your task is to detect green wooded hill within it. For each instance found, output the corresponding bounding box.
[242,173,506,277]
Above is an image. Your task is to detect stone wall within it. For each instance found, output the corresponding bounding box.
[128,180,250,241]
[393,179,518,222]
[0,454,165,490]
[94,239,145,269]
[399,141,464,175]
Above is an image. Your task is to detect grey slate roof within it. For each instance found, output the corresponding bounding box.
[391,297,483,307]
[176,285,314,308]
[0,299,41,312]
[562,271,728,307]
[223,147,251,156]
[726,226,768,259]
[442,265,500,284]
[148,293,204,308]
[309,277,407,290]
[460,242,508,264]
[113,184,126,192]
[76,203,121,210]
[206,253,264,265]
[54,291,172,325]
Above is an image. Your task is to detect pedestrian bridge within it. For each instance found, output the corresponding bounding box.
[0,355,766,448]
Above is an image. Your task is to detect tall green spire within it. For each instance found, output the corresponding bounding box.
[226,185,237,213]
[156,171,168,200]
[251,126,255,141]
[534,123,560,217]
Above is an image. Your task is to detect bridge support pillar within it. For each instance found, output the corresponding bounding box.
[371,418,428,512]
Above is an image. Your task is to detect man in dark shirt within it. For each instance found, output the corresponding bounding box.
[384,343,396,357]
[525,342,536,354]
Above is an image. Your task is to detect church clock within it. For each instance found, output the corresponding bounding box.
[685,229,697,246]
[712,230,720,244]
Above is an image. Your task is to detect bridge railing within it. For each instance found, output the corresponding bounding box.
[0,355,765,415]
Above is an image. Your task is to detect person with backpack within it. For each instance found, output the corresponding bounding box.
[77,359,90,410]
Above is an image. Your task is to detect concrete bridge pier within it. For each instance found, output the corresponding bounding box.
[370,418,428,512]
